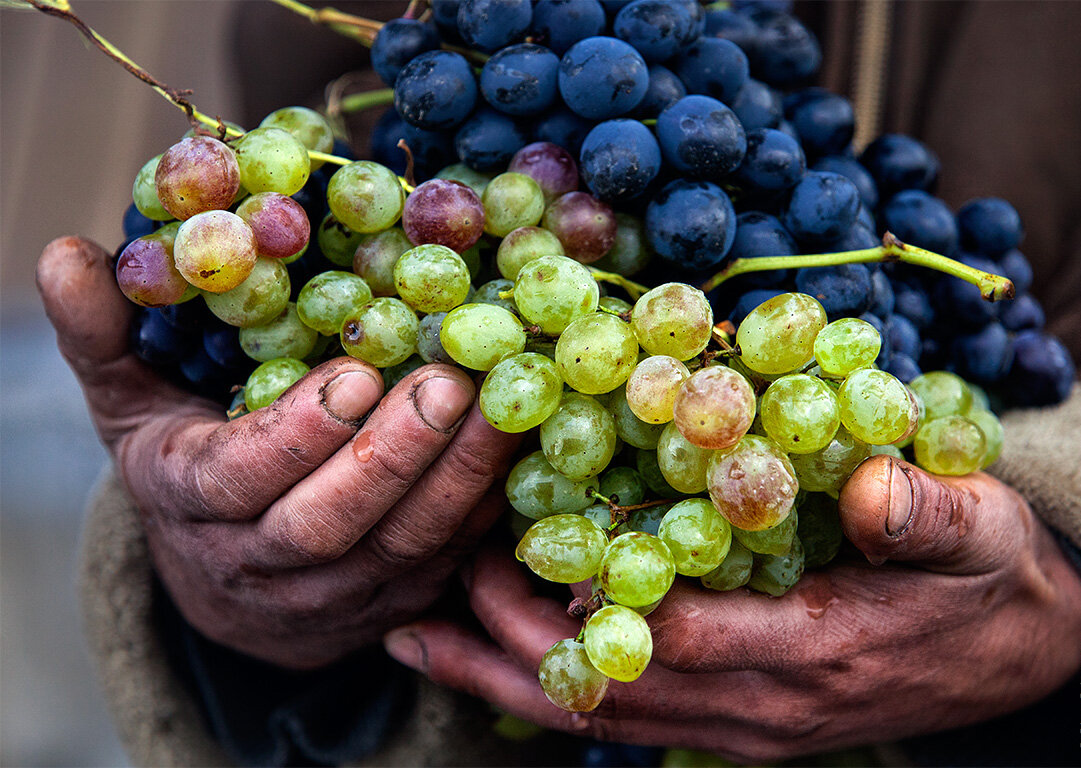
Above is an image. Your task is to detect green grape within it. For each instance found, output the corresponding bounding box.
[258,106,334,170]
[472,279,519,315]
[747,537,805,597]
[630,283,712,360]
[318,213,366,268]
[838,368,912,445]
[540,393,618,481]
[607,385,665,449]
[480,353,564,433]
[132,154,173,221]
[813,317,882,376]
[658,498,732,576]
[513,255,599,334]
[505,451,597,519]
[436,163,493,196]
[736,292,827,375]
[656,421,714,494]
[496,226,565,280]
[732,508,796,556]
[797,493,843,569]
[913,415,986,476]
[672,366,756,450]
[556,313,638,395]
[870,443,905,460]
[244,357,310,410]
[629,502,672,537]
[239,302,318,362]
[593,212,651,277]
[203,257,290,328]
[599,466,646,507]
[303,333,334,365]
[382,354,425,390]
[892,386,924,448]
[583,605,652,683]
[440,303,526,371]
[482,172,545,237]
[788,426,871,494]
[393,243,471,313]
[599,296,633,315]
[626,355,689,424]
[760,374,840,454]
[515,514,608,583]
[340,297,418,367]
[599,532,675,607]
[966,408,1005,468]
[327,161,406,233]
[296,270,373,335]
[909,371,973,421]
[173,210,258,293]
[538,639,609,713]
[353,227,411,294]
[700,539,754,591]
[966,383,991,413]
[234,126,310,196]
[635,449,681,497]
[707,434,798,531]
[416,312,452,364]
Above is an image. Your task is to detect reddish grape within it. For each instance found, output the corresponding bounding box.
[115,228,193,307]
[173,210,258,293]
[236,192,310,259]
[508,142,579,204]
[154,136,240,220]
[542,192,617,264]
[401,179,485,253]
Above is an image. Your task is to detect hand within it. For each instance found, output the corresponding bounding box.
[38,236,521,670]
[384,454,1081,762]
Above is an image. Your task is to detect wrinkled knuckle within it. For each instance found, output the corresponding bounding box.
[366,445,422,495]
[445,446,504,486]
[271,511,351,565]
[187,460,250,521]
[366,527,424,570]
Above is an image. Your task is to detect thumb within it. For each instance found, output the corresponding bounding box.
[839,455,1022,575]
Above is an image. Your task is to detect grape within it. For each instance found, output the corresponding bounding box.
[154,137,240,220]
[115,229,194,307]
[656,95,746,180]
[394,49,480,130]
[327,161,406,234]
[787,426,870,494]
[132,155,173,221]
[599,466,646,507]
[859,133,940,199]
[340,297,419,367]
[258,106,335,170]
[173,210,258,293]
[479,43,560,116]
[913,415,986,476]
[788,90,854,156]
[783,171,859,243]
[508,142,579,204]
[700,539,754,591]
[471,278,519,315]
[737,128,805,191]
[592,213,652,277]
[439,303,525,371]
[513,255,599,334]
[658,498,732,576]
[871,443,905,460]
[482,173,546,237]
[753,12,821,86]
[837,368,913,445]
[457,0,532,52]
[538,639,609,713]
[747,537,805,597]
[435,163,494,196]
[516,514,608,583]
[635,449,681,498]
[455,107,530,171]
[673,38,749,104]
[958,197,1023,257]
[598,531,675,607]
[629,502,673,537]
[382,354,425,390]
[706,434,798,531]
[239,302,318,362]
[607,385,665,449]
[393,244,472,313]
[296,271,373,336]
[540,393,618,481]
[579,120,662,203]
[813,155,879,209]
[630,283,713,360]
[353,227,412,296]
[908,371,973,421]
[759,374,840,454]
[672,366,755,450]
[244,357,310,411]
[656,421,714,494]
[599,296,633,315]
[635,63,688,119]
[401,179,485,253]
[317,213,365,267]
[732,508,796,556]
[736,292,827,374]
[813,317,881,376]
[797,493,843,568]
[203,257,291,328]
[235,192,310,260]
[234,127,310,196]
[584,503,623,534]
[542,192,617,264]
[556,313,638,395]
[497,227,565,280]
[645,179,737,271]
[583,605,652,683]
[626,355,688,424]
[558,37,649,120]
[966,408,1005,468]
[614,0,697,62]
[882,190,959,256]
[370,18,442,87]
[504,450,596,519]
[481,353,564,433]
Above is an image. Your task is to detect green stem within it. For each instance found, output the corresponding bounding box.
[266,0,378,43]
[700,232,1015,301]
[340,88,395,113]
[640,118,657,126]
[589,489,613,505]
[588,267,650,301]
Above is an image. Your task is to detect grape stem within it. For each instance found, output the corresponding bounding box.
[587,268,650,301]
[700,232,1016,301]
[340,88,396,113]
[588,489,677,534]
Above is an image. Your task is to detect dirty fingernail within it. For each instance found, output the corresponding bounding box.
[384,628,426,671]
[324,370,382,422]
[414,376,473,431]
[886,461,914,536]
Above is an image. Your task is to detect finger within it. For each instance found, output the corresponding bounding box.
[248,364,478,567]
[838,455,1026,574]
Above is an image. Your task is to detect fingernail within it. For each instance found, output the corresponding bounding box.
[323,370,382,422]
[414,375,473,431]
[384,628,426,671]
[886,461,914,536]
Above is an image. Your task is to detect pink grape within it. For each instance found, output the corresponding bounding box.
[154,136,240,220]
[402,179,485,253]
[542,192,617,264]
[672,366,756,449]
[115,228,192,307]
[235,192,310,259]
[508,142,579,204]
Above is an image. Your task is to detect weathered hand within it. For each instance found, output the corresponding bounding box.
[39,236,520,669]
[384,455,1081,762]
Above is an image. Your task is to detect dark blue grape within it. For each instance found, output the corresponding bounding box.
[558,37,649,120]
[579,119,661,202]
[158,301,209,332]
[727,287,786,326]
[130,308,196,367]
[371,19,441,87]
[180,347,241,402]
[957,197,1024,257]
[633,65,687,118]
[725,211,796,286]
[855,203,876,232]
[785,89,854,157]
[454,107,529,170]
[950,322,1014,383]
[656,95,746,180]
[645,179,736,271]
[881,190,959,255]
[614,0,696,62]
[812,155,878,210]
[865,268,894,318]
[728,78,782,132]
[600,0,635,14]
[394,50,478,131]
[824,222,879,252]
[673,0,705,40]
[1006,331,1076,406]
[795,264,872,319]
[203,324,250,370]
[530,0,607,56]
[859,134,940,199]
[751,12,820,87]
[884,352,921,383]
[122,202,159,239]
[533,107,594,155]
[371,108,456,179]
[886,313,920,359]
[783,171,860,243]
[480,43,560,116]
[998,248,1033,294]
[431,0,463,40]
[859,311,891,369]
[705,9,760,57]
[370,109,411,176]
[893,282,934,331]
[673,37,749,104]
[457,0,532,52]
[1000,293,1045,331]
[736,128,805,191]
[932,252,1000,329]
